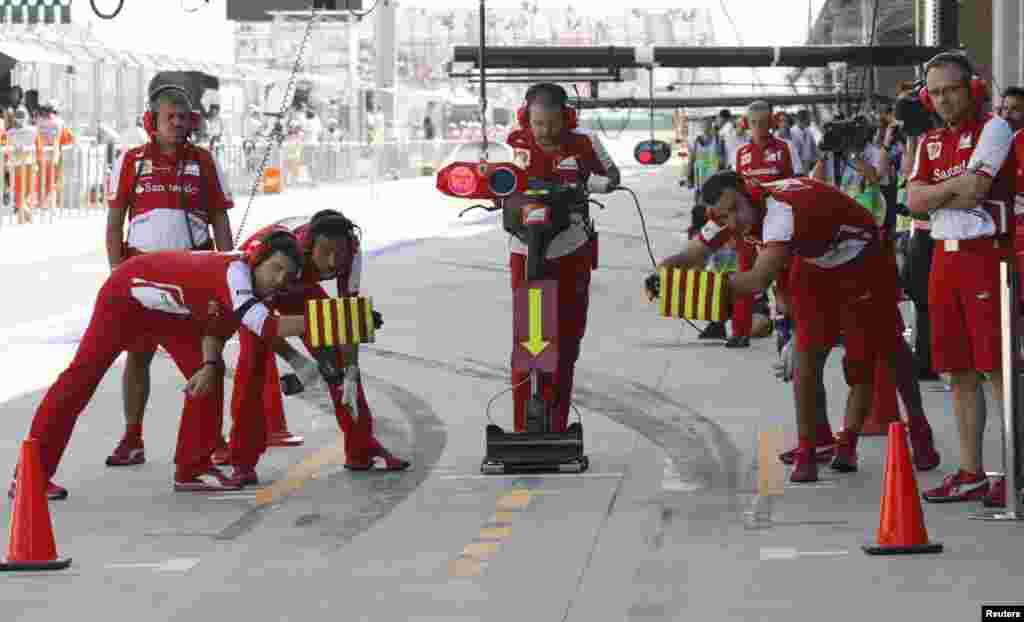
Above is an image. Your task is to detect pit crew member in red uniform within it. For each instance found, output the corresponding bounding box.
[505,83,620,433]
[729,100,799,349]
[104,83,235,468]
[9,232,308,499]
[220,210,410,484]
[909,53,1016,504]
[650,172,939,483]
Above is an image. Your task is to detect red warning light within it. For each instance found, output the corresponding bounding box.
[448,166,479,196]
[638,149,653,164]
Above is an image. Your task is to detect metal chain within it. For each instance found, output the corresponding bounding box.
[233,1,322,248]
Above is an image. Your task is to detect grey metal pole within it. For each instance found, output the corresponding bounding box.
[971,261,1022,521]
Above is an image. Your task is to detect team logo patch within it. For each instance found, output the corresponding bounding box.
[927,142,942,160]
[513,148,531,168]
[183,162,201,176]
[959,133,973,150]
[763,178,808,192]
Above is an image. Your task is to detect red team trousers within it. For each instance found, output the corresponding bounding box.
[510,240,594,433]
[28,273,224,481]
[227,283,383,467]
[731,238,757,337]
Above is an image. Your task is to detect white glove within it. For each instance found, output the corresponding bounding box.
[773,339,794,382]
[587,175,611,194]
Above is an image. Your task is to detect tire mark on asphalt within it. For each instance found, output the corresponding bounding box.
[361,348,735,497]
[215,360,447,543]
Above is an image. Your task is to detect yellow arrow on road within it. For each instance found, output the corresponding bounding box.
[521,287,550,356]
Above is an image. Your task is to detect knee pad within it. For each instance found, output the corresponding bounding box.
[842,356,873,386]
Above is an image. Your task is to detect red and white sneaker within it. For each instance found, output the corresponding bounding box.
[211,437,231,466]
[8,480,69,501]
[779,443,834,465]
[345,448,411,472]
[173,467,243,493]
[105,437,145,467]
[922,470,989,503]
[225,466,259,488]
[789,447,818,483]
[267,431,304,447]
[829,431,858,473]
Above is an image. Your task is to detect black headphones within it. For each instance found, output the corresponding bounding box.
[517,83,578,129]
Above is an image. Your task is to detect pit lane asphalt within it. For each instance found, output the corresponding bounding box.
[1,168,1021,622]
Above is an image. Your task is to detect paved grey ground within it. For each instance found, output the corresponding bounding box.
[1,167,1021,622]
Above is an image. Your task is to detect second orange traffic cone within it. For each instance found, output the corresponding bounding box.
[863,422,943,555]
[0,439,71,571]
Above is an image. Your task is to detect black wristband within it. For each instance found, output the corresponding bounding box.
[203,359,225,372]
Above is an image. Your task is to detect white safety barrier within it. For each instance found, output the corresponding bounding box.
[0,139,465,230]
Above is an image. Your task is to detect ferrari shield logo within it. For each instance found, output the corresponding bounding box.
[927,142,942,160]
[959,133,973,150]
[513,148,531,168]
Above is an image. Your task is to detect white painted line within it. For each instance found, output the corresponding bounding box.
[785,480,837,489]
[662,480,704,492]
[439,472,624,481]
[207,494,259,500]
[760,547,798,560]
[105,558,200,573]
[760,547,848,561]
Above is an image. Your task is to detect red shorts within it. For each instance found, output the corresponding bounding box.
[788,244,901,371]
[929,238,1005,373]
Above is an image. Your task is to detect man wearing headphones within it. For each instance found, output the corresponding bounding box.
[909,53,1017,504]
[9,231,312,498]
[505,83,620,434]
[104,80,235,468]
[219,210,409,485]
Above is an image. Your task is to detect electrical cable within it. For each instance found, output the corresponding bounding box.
[718,0,765,92]
[346,0,383,18]
[90,0,124,19]
[233,1,321,248]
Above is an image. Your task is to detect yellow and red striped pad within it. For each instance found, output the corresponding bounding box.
[657,267,731,322]
[305,297,376,348]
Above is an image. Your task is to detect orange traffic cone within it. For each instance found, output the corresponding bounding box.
[863,422,943,555]
[853,358,901,436]
[0,439,71,571]
[264,356,304,447]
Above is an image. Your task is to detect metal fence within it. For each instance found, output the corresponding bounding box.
[0,139,460,230]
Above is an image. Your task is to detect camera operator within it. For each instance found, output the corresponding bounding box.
[892,81,940,381]
[811,116,889,226]
[908,53,1016,505]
